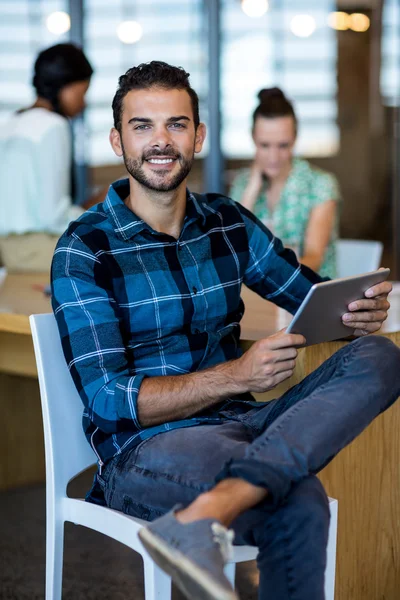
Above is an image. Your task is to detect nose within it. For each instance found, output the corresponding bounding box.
[151,126,172,151]
[268,146,280,164]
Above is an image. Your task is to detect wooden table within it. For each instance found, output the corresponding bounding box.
[1,274,400,599]
[0,274,50,494]
[241,286,400,600]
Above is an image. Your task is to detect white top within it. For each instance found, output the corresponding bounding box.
[0,107,83,236]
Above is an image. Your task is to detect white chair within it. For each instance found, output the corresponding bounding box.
[336,239,383,278]
[30,313,338,600]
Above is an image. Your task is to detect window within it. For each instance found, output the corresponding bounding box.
[381,0,400,106]
[221,0,338,158]
[0,0,68,126]
[84,0,206,166]
[0,0,339,166]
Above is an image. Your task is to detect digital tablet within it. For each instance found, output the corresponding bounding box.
[286,268,390,346]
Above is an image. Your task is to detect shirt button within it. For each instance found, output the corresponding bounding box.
[192,286,198,295]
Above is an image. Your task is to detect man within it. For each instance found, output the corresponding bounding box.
[51,62,400,600]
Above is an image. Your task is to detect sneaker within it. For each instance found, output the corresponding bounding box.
[138,506,238,600]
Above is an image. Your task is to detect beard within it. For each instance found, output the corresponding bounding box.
[122,145,194,192]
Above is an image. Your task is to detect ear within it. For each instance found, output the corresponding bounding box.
[194,122,206,154]
[109,128,123,158]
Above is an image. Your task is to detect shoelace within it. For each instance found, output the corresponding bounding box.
[211,522,235,562]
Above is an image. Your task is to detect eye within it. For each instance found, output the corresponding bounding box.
[134,124,151,131]
[170,122,185,129]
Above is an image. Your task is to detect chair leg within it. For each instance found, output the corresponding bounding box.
[143,555,172,600]
[224,562,236,587]
[325,499,338,600]
[45,518,64,600]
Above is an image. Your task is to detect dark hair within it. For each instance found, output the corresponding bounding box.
[33,43,93,115]
[112,60,200,133]
[252,87,297,133]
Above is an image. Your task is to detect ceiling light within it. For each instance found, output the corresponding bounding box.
[327,11,350,31]
[349,13,370,33]
[290,14,316,38]
[241,0,269,19]
[117,20,143,44]
[46,11,71,35]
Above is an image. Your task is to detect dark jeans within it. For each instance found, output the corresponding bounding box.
[99,335,400,600]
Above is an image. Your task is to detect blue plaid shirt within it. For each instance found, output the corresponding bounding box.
[51,178,324,473]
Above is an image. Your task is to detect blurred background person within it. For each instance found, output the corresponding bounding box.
[0,43,104,272]
[230,87,341,278]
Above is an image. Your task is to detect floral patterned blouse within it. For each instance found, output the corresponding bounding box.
[230,158,341,279]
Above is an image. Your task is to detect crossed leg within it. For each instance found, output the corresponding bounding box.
[102,336,400,600]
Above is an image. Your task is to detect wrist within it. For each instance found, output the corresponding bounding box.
[219,358,249,396]
[246,179,262,194]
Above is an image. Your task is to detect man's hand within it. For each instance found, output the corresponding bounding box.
[342,277,391,337]
[234,329,306,393]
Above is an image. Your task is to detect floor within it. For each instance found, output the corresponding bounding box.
[0,469,258,600]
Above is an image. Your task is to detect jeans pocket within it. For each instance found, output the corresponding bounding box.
[101,439,157,508]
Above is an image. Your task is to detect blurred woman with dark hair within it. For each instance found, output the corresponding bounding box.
[230,88,341,278]
[0,43,102,271]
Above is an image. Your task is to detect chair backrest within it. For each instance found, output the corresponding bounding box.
[336,239,383,278]
[30,313,96,495]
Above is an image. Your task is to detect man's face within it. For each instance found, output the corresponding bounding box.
[110,87,205,192]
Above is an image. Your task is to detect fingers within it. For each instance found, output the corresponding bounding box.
[263,330,306,350]
[257,354,296,375]
[272,347,298,362]
[278,360,296,374]
[353,326,381,337]
[342,310,388,325]
[343,287,390,336]
[344,321,382,334]
[244,333,300,393]
[364,280,392,299]
[347,297,390,312]
[273,370,295,385]
[251,345,297,364]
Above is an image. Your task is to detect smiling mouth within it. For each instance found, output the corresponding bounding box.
[146,157,177,165]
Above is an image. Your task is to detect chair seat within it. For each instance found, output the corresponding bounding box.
[65,497,258,563]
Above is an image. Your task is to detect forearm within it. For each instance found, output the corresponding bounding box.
[138,330,305,426]
[137,358,247,426]
[300,253,322,272]
[241,183,261,211]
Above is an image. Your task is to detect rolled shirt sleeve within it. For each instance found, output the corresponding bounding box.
[51,234,145,434]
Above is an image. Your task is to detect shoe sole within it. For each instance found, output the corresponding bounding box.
[138,527,238,600]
